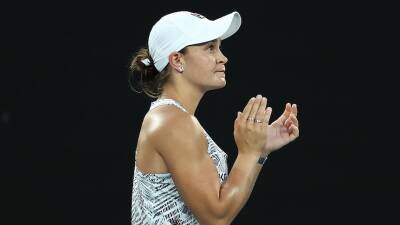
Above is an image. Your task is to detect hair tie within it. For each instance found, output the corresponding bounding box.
[141,58,151,66]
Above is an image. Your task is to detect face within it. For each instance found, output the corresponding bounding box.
[181,39,228,91]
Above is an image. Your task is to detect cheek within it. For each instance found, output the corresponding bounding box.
[189,57,211,71]
[186,53,216,73]
[201,56,216,71]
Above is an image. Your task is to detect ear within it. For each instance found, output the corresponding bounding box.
[168,51,185,72]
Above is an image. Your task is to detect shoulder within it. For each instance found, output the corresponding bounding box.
[142,105,205,151]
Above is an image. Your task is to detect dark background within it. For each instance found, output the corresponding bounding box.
[1,1,398,225]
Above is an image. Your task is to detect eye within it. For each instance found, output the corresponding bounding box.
[207,43,215,52]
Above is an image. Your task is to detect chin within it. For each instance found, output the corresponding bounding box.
[218,81,227,88]
[202,76,227,91]
[206,82,226,92]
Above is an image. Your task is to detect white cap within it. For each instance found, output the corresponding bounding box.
[144,11,242,72]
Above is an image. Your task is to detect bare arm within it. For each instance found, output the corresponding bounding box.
[218,152,267,224]
[151,96,271,225]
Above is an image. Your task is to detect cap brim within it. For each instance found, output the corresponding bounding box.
[213,11,242,40]
[184,11,242,47]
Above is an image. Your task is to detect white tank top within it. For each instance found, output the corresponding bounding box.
[131,99,229,225]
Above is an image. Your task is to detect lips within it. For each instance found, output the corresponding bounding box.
[216,67,225,73]
[216,71,225,78]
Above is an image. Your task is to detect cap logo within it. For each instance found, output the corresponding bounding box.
[190,12,205,19]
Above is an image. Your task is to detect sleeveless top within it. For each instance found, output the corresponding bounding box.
[131,99,229,225]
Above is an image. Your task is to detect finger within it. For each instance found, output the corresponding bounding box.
[292,104,298,117]
[284,114,298,127]
[264,107,273,126]
[289,124,300,139]
[289,114,299,127]
[241,97,255,122]
[284,103,292,117]
[259,107,271,129]
[234,112,241,129]
[247,95,262,125]
[278,103,292,124]
[255,97,267,126]
[259,110,267,128]
[284,119,293,128]
[235,111,241,123]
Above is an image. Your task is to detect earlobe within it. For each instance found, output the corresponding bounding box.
[168,51,185,73]
[178,65,184,73]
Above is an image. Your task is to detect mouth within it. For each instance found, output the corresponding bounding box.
[216,66,226,73]
[216,71,225,76]
[216,72,225,80]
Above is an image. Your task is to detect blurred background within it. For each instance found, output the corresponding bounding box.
[1,1,398,224]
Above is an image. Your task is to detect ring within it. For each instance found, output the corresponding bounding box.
[255,119,263,123]
[247,117,255,121]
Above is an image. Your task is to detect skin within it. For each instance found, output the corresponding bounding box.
[135,39,300,224]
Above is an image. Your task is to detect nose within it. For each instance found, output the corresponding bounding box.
[217,51,228,64]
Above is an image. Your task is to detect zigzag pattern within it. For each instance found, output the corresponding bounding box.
[131,99,229,225]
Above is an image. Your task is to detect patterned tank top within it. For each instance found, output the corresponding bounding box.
[131,99,229,225]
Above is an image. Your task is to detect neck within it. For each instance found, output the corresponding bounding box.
[158,83,205,116]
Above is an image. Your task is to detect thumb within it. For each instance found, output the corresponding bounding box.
[235,112,241,127]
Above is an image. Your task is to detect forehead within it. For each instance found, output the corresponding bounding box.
[190,39,221,47]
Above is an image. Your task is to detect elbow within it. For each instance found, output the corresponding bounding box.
[198,205,232,225]
[199,218,229,225]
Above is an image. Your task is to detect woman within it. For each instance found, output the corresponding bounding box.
[129,11,300,225]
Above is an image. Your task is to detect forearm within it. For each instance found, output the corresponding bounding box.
[217,152,266,224]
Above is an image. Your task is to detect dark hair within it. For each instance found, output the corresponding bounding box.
[128,47,186,98]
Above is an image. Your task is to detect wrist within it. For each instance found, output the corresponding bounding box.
[261,151,270,157]
[257,153,268,165]
[238,152,268,165]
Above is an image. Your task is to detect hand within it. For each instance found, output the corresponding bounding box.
[234,95,272,155]
[264,103,300,154]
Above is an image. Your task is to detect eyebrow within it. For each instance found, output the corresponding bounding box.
[191,39,221,47]
[208,39,221,45]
